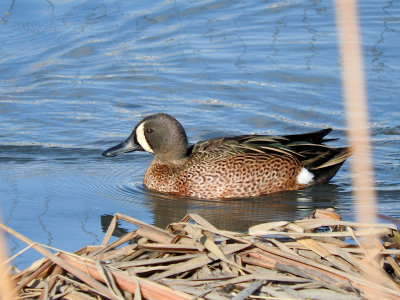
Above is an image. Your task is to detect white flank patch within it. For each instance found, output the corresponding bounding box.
[136,122,154,153]
[296,167,314,185]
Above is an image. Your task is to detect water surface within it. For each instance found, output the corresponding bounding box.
[1,0,399,268]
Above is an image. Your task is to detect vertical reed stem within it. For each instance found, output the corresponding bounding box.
[0,214,15,300]
[334,0,377,224]
[334,2,384,296]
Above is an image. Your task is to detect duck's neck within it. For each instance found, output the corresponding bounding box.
[154,132,188,163]
[153,151,188,164]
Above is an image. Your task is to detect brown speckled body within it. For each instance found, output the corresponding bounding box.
[144,151,303,199]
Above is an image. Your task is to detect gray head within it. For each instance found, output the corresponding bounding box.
[102,113,189,162]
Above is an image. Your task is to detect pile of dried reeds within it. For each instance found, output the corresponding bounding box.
[2,208,400,300]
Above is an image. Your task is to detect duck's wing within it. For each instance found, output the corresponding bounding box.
[189,128,334,157]
[189,129,351,184]
[188,135,290,156]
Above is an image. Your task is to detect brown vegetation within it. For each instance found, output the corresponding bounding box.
[2,209,400,299]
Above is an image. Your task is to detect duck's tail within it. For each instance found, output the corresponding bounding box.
[281,128,351,186]
[282,128,335,144]
[303,146,352,185]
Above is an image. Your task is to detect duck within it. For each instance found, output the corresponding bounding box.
[102,113,351,199]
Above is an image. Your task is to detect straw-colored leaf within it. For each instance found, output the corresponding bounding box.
[248,221,289,235]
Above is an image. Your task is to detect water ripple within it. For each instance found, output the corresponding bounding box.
[1,0,399,269]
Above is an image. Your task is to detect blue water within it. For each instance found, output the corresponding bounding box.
[1,0,399,268]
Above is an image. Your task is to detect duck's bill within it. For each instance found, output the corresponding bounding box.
[102,136,140,157]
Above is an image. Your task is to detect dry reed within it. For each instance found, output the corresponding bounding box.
[334,0,377,223]
[0,213,15,300]
[335,0,384,293]
[3,209,400,300]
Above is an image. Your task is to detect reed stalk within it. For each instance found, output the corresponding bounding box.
[0,213,15,300]
[334,0,384,296]
[334,0,377,224]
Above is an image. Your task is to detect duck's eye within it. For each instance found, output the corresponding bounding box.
[146,128,154,134]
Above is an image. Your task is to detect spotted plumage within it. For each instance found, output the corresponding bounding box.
[102,113,351,199]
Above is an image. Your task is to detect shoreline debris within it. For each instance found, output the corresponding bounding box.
[2,208,400,299]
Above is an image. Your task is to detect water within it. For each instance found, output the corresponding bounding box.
[1,0,399,268]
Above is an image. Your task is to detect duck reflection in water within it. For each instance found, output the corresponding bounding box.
[100,183,345,233]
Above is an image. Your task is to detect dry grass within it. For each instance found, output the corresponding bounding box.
[2,209,400,300]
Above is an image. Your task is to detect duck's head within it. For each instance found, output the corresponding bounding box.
[102,113,189,162]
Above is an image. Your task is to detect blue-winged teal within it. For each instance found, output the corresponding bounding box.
[102,113,351,199]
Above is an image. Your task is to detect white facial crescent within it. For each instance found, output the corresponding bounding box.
[136,122,154,153]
